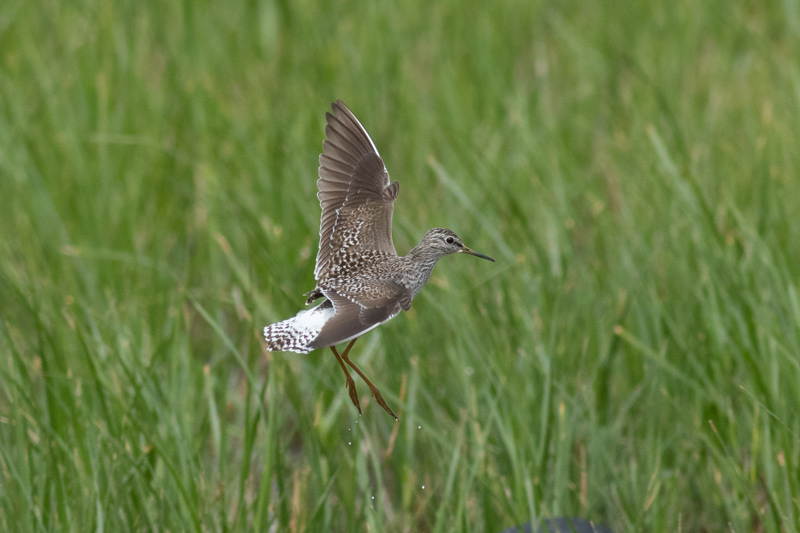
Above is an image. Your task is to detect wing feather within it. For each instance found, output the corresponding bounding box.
[314,100,399,281]
[308,281,411,348]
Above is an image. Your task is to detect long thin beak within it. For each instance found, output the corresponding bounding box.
[461,246,495,262]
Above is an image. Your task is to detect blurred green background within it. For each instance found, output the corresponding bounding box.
[2,0,799,531]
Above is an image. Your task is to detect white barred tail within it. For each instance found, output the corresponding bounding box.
[263,303,334,354]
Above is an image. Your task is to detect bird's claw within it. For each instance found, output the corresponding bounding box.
[345,377,362,415]
[370,387,398,420]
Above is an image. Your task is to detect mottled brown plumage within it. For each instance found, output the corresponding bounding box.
[264,100,494,419]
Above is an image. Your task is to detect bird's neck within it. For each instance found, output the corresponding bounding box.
[408,243,440,265]
[405,244,441,292]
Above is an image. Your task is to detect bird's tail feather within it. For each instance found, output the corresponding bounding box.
[263,304,333,354]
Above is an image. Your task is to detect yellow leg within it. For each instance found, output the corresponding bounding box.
[331,340,361,415]
[340,340,398,421]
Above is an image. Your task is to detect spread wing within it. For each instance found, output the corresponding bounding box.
[308,281,412,349]
[314,100,399,281]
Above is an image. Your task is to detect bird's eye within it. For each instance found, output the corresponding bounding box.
[445,236,455,244]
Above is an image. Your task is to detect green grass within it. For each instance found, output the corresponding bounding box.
[2,0,800,530]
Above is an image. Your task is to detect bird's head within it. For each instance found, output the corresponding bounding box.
[419,228,495,261]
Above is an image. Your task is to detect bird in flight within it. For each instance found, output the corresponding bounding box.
[264,100,494,419]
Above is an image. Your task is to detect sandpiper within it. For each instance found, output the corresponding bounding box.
[264,100,494,419]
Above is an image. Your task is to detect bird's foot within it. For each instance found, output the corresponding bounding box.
[345,377,362,415]
[369,386,398,421]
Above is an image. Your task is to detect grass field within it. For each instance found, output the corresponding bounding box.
[2,0,800,531]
